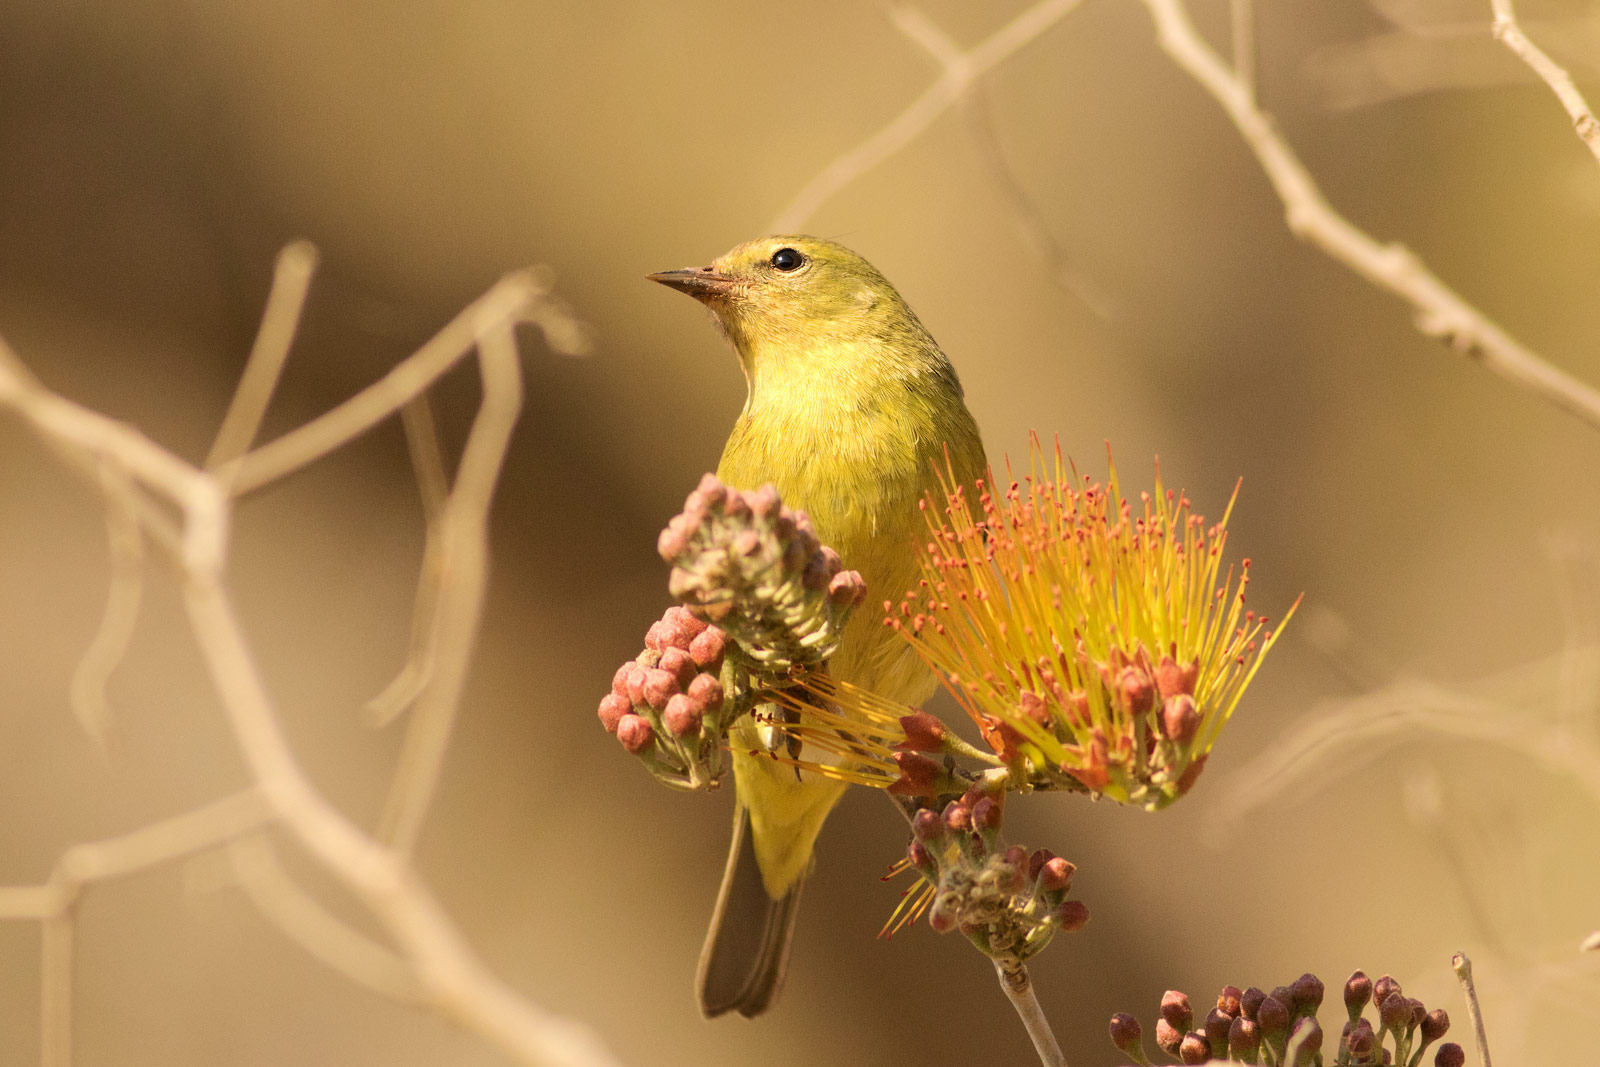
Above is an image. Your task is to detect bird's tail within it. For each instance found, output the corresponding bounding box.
[696,805,804,1018]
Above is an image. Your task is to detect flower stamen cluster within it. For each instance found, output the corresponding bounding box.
[895,438,1298,810]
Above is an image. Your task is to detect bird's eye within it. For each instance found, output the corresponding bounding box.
[770,247,804,272]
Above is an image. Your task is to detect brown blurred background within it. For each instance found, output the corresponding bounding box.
[2,0,1598,1063]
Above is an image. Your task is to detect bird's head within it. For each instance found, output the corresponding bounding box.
[649,235,934,379]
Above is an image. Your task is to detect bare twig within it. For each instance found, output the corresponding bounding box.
[1231,0,1255,105]
[206,240,319,469]
[1490,0,1600,170]
[1452,952,1494,1067]
[222,272,541,497]
[366,395,451,725]
[1137,0,1600,431]
[68,457,144,746]
[228,835,422,1003]
[995,960,1066,1067]
[770,0,1087,232]
[377,319,524,854]
[0,249,619,1067]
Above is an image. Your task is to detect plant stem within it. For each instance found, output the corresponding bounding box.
[995,959,1066,1067]
[1451,952,1493,1067]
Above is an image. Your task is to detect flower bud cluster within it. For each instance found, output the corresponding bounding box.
[597,605,738,790]
[1109,969,1459,1067]
[658,474,867,671]
[894,784,1088,965]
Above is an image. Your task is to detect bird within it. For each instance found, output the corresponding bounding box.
[648,235,987,1018]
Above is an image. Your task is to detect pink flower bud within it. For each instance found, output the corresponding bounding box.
[641,668,678,710]
[1156,1018,1183,1056]
[1056,898,1089,932]
[611,662,633,698]
[912,809,945,844]
[647,622,673,652]
[616,714,653,753]
[663,694,702,737]
[1108,1014,1143,1058]
[687,672,724,712]
[688,627,725,669]
[598,693,630,733]
[1038,856,1075,893]
[666,605,707,640]
[1162,990,1194,1032]
[748,483,780,518]
[1178,1031,1210,1064]
[828,569,866,606]
[1162,693,1200,743]
[624,667,647,706]
[971,795,1002,831]
[943,800,972,834]
[1117,664,1155,715]
[656,523,688,562]
[659,646,695,687]
[1156,653,1199,698]
[1434,1043,1465,1067]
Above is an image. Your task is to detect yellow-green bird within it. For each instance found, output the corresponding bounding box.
[649,235,987,1018]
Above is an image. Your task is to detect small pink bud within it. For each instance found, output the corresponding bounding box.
[748,483,780,517]
[1241,987,1266,1020]
[1420,1009,1450,1043]
[906,839,935,872]
[616,714,653,753]
[598,693,630,733]
[1178,1031,1210,1064]
[1028,848,1054,879]
[659,646,695,687]
[1204,1008,1232,1055]
[1038,856,1075,893]
[1155,1018,1183,1056]
[971,795,1002,831]
[1117,664,1155,715]
[1344,971,1372,1017]
[943,800,972,833]
[818,545,841,576]
[1218,985,1243,1016]
[911,809,945,843]
[1229,1016,1260,1058]
[644,622,667,651]
[828,569,866,606]
[1162,990,1194,1032]
[1056,898,1089,932]
[656,524,688,562]
[640,668,678,710]
[663,694,702,737]
[1155,653,1199,698]
[1162,693,1200,743]
[1291,972,1325,1015]
[1434,1043,1465,1067]
[1108,1013,1143,1058]
[624,667,648,706]
[687,672,724,712]
[1379,991,1410,1033]
[610,662,633,698]
[688,627,726,669]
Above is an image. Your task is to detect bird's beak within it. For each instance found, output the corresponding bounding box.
[647,266,741,303]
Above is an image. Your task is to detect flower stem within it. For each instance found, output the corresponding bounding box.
[1451,952,1493,1067]
[995,959,1066,1067]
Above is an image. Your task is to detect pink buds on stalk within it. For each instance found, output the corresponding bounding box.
[598,604,733,791]
[1112,968,1453,1067]
[659,474,867,672]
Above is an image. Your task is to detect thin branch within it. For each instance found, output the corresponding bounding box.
[1231,0,1255,106]
[1137,0,1600,432]
[770,0,1088,232]
[228,835,422,1003]
[1490,0,1600,171]
[222,272,542,497]
[1452,952,1494,1067]
[366,395,450,726]
[206,240,319,469]
[0,253,619,1067]
[376,319,523,854]
[995,960,1066,1067]
[68,457,145,747]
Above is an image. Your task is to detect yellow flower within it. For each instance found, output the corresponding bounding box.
[890,435,1298,809]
